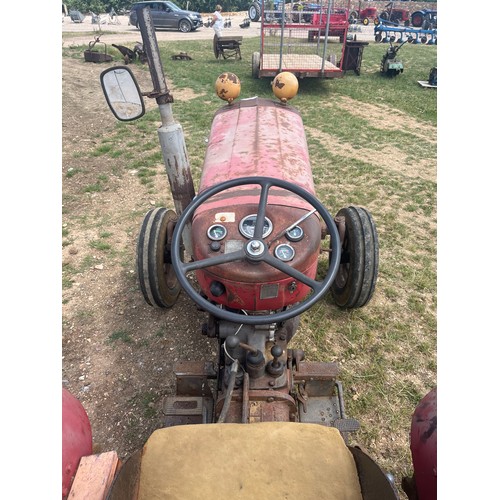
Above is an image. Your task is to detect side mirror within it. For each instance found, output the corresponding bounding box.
[100,66,145,121]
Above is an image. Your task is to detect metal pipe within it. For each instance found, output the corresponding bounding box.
[137,6,195,257]
[217,361,239,423]
[321,0,334,73]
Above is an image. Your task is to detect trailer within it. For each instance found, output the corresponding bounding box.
[252,0,351,79]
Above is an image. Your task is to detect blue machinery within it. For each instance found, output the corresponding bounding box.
[374,19,436,45]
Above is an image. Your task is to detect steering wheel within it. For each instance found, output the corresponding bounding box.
[171,177,341,325]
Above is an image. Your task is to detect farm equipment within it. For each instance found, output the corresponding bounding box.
[411,9,437,29]
[83,36,113,63]
[374,23,437,46]
[82,4,412,499]
[349,0,379,25]
[252,0,351,78]
[213,35,243,59]
[418,67,437,89]
[380,40,406,77]
[307,5,350,43]
[379,1,410,27]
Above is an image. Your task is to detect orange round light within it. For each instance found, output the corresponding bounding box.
[272,72,299,102]
[215,72,241,103]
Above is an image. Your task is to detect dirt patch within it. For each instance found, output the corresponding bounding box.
[62,57,215,457]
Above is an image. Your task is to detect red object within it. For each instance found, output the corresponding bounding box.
[62,388,93,499]
[410,387,437,500]
[359,7,377,19]
[194,98,321,311]
[311,8,349,37]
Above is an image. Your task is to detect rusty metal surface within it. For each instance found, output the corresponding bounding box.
[174,361,217,397]
[215,387,296,423]
[163,396,214,426]
[299,396,341,425]
[191,204,321,311]
[294,360,340,381]
[136,7,173,104]
[198,97,316,209]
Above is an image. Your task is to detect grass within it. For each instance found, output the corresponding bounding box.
[63,35,436,491]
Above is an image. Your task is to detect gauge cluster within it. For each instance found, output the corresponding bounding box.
[205,213,306,262]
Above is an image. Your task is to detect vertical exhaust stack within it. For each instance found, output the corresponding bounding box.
[137,6,195,256]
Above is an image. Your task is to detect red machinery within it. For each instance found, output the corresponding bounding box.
[95,7,405,498]
[349,1,379,25]
[62,388,92,498]
[307,6,350,42]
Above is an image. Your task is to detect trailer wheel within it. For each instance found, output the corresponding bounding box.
[252,51,260,78]
[137,208,181,308]
[374,17,380,26]
[330,206,378,309]
[248,2,261,22]
[362,17,369,25]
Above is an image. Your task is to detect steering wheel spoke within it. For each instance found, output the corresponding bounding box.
[254,180,272,239]
[180,249,246,273]
[262,253,322,293]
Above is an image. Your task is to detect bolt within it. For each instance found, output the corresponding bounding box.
[267,397,275,403]
[269,380,275,387]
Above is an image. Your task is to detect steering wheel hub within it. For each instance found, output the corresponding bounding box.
[246,240,266,259]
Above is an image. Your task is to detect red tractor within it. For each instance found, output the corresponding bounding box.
[379,1,410,27]
[349,1,380,25]
[87,6,409,499]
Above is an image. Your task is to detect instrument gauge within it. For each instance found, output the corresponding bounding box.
[274,243,295,262]
[239,214,273,239]
[286,226,304,242]
[207,224,227,241]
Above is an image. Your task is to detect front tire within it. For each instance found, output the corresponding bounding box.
[179,19,192,32]
[137,208,181,308]
[248,2,261,22]
[330,206,379,309]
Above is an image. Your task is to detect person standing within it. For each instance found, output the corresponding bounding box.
[211,4,224,37]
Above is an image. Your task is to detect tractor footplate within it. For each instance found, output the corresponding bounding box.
[163,396,214,426]
[298,396,341,426]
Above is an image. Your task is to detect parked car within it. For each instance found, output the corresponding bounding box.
[129,1,203,32]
